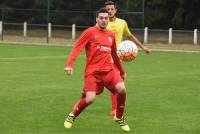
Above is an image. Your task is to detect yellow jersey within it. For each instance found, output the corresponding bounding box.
[107,18,132,46]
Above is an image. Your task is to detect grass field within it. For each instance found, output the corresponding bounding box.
[0,44,200,134]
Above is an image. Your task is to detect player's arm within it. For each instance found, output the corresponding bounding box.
[128,35,151,53]
[64,30,90,75]
[124,21,151,53]
[111,38,126,78]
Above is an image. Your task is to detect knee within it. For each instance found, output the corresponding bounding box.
[116,87,126,94]
[85,93,96,104]
[86,97,95,104]
[115,82,126,94]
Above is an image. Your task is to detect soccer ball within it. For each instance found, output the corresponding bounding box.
[117,40,138,61]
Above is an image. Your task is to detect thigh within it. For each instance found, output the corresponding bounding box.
[96,82,104,95]
[83,74,104,95]
[103,69,123,91]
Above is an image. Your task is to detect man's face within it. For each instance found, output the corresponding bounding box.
[96,12,109,29]
[106,5,117,18]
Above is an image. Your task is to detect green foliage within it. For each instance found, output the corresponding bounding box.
[145,0,200,29]
[0,0,199,30]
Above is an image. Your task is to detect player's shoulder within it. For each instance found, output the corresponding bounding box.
[116,18,127,25]
[84,26,96,33]
[81,26,96,36]
[106,29,115,36]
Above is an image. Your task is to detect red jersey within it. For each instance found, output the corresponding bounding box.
[65,26,125,76]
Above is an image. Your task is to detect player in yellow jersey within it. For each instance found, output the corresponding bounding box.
[105,0,151,116]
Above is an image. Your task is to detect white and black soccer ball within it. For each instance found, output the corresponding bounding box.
[117,40,138,61]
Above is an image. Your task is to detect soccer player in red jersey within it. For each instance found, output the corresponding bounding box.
[64,8,130,132]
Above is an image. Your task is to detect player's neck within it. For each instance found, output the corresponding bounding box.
[96,24,107,31]
[109,16,116,22]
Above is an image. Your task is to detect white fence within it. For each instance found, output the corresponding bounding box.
[0,21,199,45]
[141,27,198,45]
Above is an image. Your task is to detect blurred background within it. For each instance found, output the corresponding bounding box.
[0,0,200,46]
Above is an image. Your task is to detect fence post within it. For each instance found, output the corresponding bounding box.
[194,29,197,45]
[0,21,3,41]
[72,24,76,40]
[144,27,148,44]
[23,22,27,37]
[169,28,173,44]
[48,22,51,38]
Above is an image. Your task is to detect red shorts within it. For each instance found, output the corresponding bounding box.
[82,69,123,95]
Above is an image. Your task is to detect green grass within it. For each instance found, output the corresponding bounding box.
[0,44,200,134]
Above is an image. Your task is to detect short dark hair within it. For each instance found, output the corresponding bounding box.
[105,0,116,8]
[96,7,108,17]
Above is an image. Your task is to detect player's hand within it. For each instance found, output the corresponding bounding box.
[64,67,73,75]
[121,73,127,80]
[143,46,151,54]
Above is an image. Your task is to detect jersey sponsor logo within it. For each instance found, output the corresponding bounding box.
[108,36,112,43]
[94,35,100,39]
[97,45,111,52]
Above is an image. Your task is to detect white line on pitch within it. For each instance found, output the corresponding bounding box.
[151,49,200,53]
[0,55,85,60]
